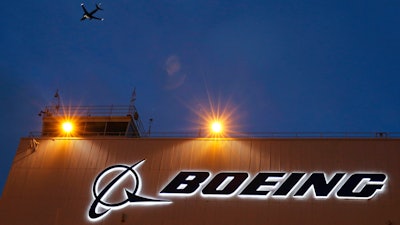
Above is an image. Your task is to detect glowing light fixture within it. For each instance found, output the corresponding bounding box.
[211,121,223,134]
[191,93,241,138]
[62,121,73,133]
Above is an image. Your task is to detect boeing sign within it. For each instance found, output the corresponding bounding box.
[88,160,388,221]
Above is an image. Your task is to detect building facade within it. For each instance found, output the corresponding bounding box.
[0,136,399,225]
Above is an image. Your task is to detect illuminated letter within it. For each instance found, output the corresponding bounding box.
[202,172,248,195]
[336,173,386,199]
[240,173,285,196]
[294,173,345,197]
[161,171,210,194]
[273,173,305,197]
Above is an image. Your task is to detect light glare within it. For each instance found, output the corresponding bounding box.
[62,121,73,133]
[211,122,222,133]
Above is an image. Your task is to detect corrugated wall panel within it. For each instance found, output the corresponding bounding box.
[0,137,399,225]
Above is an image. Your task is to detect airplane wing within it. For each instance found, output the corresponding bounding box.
[89,8,99,15]
[81,4,89,14]
[91,15,104,21]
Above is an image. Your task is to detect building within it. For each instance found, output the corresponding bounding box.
[0,105,399,225]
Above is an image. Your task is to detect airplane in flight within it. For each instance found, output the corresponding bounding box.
[80,3,104,21]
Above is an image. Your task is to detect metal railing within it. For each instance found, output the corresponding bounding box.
[28,131,400,139]
[145,131,400,138]
[38,105,147,137]
[34,105,400,139]
[39,105,136,117]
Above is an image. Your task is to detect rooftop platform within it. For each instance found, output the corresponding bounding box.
[38,105,147,137]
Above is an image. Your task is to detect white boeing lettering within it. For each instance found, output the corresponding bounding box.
[161,171,387,199]
[88,160,388,222]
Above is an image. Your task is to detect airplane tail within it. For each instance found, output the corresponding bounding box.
[96,3,103,10]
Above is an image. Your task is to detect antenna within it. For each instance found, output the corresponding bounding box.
[54,89,60,114]
[38,89,61,117]
[128,87,136,115]
[148,118,153,136]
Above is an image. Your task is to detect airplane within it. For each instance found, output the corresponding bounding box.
[80,3,104,21]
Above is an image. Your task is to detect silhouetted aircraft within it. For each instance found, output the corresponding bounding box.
[81,3,104,21]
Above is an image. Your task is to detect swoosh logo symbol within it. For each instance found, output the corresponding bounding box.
[88,159,167,220]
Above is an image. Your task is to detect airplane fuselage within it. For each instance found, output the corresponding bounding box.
[80,3,103,21]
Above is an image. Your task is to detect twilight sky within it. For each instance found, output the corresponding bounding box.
[1,0,400,195]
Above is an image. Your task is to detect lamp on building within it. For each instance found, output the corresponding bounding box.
[62,121,74,134]
[210,121,225,138]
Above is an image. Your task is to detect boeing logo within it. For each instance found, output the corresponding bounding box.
[88,160,167,221]
[88,160,388,221]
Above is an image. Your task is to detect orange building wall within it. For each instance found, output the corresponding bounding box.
[0,137,399,225]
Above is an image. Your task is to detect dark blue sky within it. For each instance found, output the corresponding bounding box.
[1,0,400,195]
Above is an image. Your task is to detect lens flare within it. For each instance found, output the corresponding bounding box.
[211,121,222,133]
[189,92,241,138]
[56,105,80,137]
[62,121,73,133]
